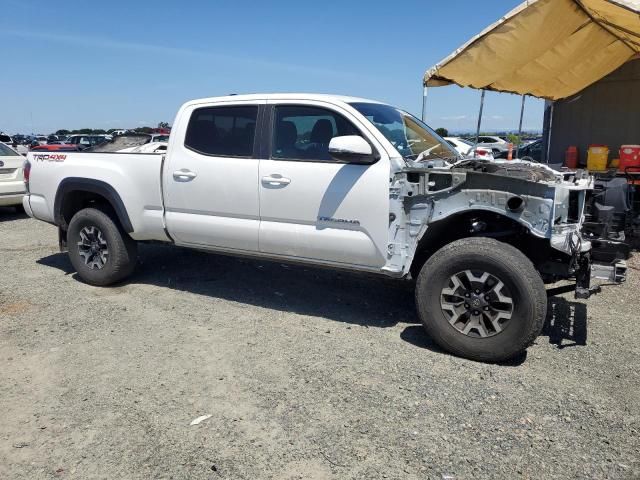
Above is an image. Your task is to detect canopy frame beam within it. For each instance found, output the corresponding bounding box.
[473,90,486,158]
[516,95,526,159]
[574,0,639,53]
[422,86,428,122]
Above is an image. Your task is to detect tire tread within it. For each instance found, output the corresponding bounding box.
[415,237,547,362]
[67,207,137,286]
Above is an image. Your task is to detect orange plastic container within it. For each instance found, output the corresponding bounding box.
[565,146,578,169]
[619,145,640,172]
[587,145,609,171]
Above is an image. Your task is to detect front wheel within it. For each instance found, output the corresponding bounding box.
[67,207,137,286]
[415,237,547,362]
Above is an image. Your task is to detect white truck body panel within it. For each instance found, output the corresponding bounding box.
[23,93,595,278]
[258,99,390,267]
[162,98,264,251]
[27,152,168,241]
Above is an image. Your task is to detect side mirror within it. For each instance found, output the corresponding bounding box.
[328,135,376,164]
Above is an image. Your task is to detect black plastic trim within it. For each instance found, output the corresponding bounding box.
[54,177,134,233]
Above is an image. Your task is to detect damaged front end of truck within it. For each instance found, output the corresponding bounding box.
[384,159,627,298]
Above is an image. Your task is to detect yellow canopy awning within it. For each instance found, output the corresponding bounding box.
[424,0,640,100]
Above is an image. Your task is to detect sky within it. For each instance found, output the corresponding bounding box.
[0,0,544,135]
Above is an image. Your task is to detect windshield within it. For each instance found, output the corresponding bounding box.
[0,143,20,156]
[0,135,12,143]
[350,103,458,162]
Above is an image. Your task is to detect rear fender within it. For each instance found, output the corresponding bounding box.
[53,177,133,232]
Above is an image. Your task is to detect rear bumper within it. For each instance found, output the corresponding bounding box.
[22,194,34,217]
[0,192,25,207]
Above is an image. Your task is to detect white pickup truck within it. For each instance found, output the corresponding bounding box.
[23,94,625,362]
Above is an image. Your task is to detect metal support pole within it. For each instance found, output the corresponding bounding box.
[546,102,554,164]
[421,86,428,122]
[474,90,486,158]
[516,95,526,159]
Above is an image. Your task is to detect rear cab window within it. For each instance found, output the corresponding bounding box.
[185,105,258,157]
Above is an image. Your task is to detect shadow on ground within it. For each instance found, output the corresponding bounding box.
[37,243,587,359]
[38,243,418,329]
[543,286,588,349]
[0,206,28,221]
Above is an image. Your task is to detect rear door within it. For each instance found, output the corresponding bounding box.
[258,101,390,268]
[163,100,264,251]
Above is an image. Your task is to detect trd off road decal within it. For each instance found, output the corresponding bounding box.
[33,154,67,162]
[318,216,361,226]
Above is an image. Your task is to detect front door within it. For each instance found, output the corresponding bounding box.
[163,101,263,251]
[258,102,390,268]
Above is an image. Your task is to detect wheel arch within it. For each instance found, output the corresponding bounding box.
[54,178,134,233]
[409,209,543,278]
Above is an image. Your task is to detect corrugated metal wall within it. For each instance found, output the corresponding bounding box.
[543,58,640,165]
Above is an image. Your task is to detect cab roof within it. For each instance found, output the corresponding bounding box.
[183,93,388,107]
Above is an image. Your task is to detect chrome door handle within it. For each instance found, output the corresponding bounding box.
[173,169,197,181]
[261,175,291,186]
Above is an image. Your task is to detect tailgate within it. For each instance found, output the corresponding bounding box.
[0,153,25,194]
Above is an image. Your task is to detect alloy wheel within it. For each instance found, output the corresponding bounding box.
[440,270,514,338]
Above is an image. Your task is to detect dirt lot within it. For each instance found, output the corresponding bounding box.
[1,208,638,480]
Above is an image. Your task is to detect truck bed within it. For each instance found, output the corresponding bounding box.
[26,151,169,242]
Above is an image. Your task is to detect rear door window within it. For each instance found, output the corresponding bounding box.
[185,105,258,157]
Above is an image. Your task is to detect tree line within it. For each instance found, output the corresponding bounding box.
[54,122,170,136]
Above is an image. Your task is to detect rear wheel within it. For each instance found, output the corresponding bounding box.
[415,237,546,362]
[67,207,137,286]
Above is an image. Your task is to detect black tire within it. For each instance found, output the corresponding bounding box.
[67,207,137,286]
[415,237,546,362]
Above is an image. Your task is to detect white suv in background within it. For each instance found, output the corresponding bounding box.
[472,135,510,156]
[445,137,494,160]
[0,143,26,208]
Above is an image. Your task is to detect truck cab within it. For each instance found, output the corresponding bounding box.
[161,95,415,268]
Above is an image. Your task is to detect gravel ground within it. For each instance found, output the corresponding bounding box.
[1,207,639,480]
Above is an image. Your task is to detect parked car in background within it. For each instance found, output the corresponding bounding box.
[0,143,25,209]
[31,143,79,152]
[65,134,112,150]
[149,134,170,143]
[1,133,29,155]
[495,139,543,162]
[467,135,510,156]
[118,141,168,154]
[0,133,14,146]
[445,137,494,160]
